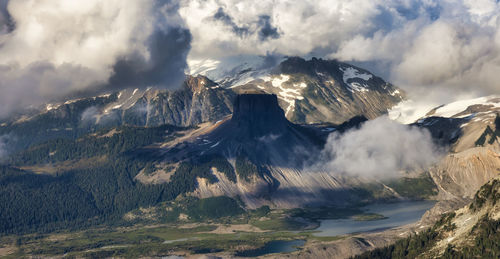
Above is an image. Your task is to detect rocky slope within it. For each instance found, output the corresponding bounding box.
[416,95,500,201]
[0,75,235,150]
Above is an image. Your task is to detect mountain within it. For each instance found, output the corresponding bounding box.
[160,93,325,165]
[133,93,428,209]
[205,57,404,124]
[2,93,498,258]
[341,95,500,259]
[415,95,500,201]
[0,75,235,151]
[0,92,404,237]
[0,58,413,247]
[0,57,403,153]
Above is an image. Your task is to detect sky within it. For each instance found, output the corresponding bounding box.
[0,0,499,118]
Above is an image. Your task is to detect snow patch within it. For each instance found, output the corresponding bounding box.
[349,82,369,92]
[390,89,400,96]
[341,66,373,81]
[228,74,256,88]
[103,88,143,114]
[271,75,290,87]
[389,100,437,124]
[188,58,220,76]
[46,103,61,111]
[264,74,307,116]
[427,95,500,118]
[64,98,84,105]
[339,66,372,93]
[210,141,220,148]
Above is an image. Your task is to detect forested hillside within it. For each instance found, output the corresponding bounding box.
[0,125,243,235]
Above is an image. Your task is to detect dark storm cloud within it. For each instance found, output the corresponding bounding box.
[212,7,280,41]
[257,15,280,41]
[213,7,249,37]
[0,0,14,33]
[109,27,191,90]
[0,0,191,118]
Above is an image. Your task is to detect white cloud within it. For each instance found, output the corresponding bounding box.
[310,116,441,178]
[0,134,14,161]
[180,0,500,105]
[1,0,499,119]
[0,0,190,117]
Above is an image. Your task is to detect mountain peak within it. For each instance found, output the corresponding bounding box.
[231,94,287,131]
[184,75,218,93]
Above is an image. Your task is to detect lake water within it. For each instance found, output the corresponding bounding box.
[314,200,436,237]
[235,240,306,257]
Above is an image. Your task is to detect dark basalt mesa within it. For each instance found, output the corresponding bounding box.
[164,93,325,166]
[230,93,291,137]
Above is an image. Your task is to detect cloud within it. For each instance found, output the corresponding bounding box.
[1,0,499,119]
[213,7,249,37]
[0,0,190,118]
[80,106,100,124]
[0,0,13,34]
[108,27,191,90]
[180,0,500,104]
[257,15,280,41]
[310,116,442,179]
[0,134,15,161]
[211,7,279,41]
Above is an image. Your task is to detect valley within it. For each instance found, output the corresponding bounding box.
[0,199,435,258]
[1,2,500,258]
[0,57,498,259]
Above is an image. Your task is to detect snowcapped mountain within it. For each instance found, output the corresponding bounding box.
[0,57,404,152]
[192,56,404,124]
[416,95,499,151]
[413,95,500,204]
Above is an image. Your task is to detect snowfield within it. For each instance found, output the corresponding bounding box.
[262,74,307,116]
[339,66,372,93]
[428,96,500,118]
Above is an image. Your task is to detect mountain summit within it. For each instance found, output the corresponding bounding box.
[162,93,325,166]
[231,93,289,137]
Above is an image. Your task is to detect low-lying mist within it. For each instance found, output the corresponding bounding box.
[307,116,443,179]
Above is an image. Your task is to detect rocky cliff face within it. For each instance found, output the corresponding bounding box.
[230,94,289,136]
[415,96,500,201]
[120,76,235,127]
[0,75,235,150]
